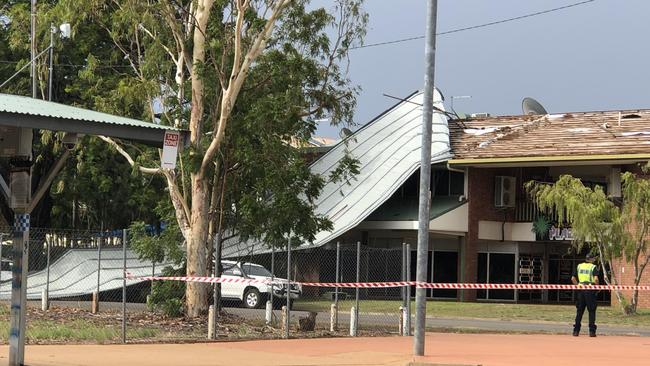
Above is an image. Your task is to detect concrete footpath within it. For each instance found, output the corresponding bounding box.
[2,333,649,366]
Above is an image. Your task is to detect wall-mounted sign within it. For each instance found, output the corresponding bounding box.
[548,225,573,241]
[161,131,180,169]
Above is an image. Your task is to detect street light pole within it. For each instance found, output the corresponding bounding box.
[414,0,438,357]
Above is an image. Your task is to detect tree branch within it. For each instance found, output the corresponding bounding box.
[98,136,161,175]
[200,0,291,176]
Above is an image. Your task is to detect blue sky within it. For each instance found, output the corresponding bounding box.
[316,0,650,139]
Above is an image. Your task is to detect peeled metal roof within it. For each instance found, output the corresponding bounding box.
[0,248,173,300]
[0,93,185,147]
[224,90,452,257]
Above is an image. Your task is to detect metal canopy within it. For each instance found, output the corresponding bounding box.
[223,90,452,257]
[0,93,186,148]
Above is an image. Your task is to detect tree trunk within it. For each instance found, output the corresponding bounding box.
[186,174,209,317]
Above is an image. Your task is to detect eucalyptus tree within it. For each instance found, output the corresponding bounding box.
[52,0,367,317]
[527,172,650,314]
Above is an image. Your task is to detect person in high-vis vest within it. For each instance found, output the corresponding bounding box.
[571,254,600,337]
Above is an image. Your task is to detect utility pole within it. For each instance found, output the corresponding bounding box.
[414,0,438,357]
[31,0,37,98]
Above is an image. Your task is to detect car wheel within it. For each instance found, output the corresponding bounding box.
[243,288,262,309]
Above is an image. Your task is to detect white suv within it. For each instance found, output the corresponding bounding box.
[220,260,302,309]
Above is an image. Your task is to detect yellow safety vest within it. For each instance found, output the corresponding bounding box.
[577,262,596,284]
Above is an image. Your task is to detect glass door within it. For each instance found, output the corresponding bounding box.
[477,252,516,301]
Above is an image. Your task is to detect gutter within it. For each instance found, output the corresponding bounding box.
[449,153,650,166]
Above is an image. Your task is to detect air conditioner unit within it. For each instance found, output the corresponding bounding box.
[0,127,32,158]
[495,176,516,208]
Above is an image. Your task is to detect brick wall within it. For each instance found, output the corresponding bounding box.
[611,258,650,309]
[464,167,519,300]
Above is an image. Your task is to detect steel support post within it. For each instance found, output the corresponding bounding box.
[406,243,412,336]
[9,212,30,366]
[355,241,360,333]
[45,236,50,310]
[122,229,127,344]
[285,234,291,338]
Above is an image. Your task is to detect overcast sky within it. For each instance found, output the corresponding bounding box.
[316,0,650,139]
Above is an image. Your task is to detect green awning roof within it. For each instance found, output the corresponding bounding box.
[0,93,186,148]
[365,195,466,221]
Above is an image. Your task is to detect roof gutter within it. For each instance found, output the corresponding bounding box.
[448,153,650,166]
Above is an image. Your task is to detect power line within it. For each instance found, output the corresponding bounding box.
[0,59,133,69]
[351,0,596,50]
[0,0,596,66]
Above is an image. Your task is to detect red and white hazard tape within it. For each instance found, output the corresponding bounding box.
[125,273,650,291]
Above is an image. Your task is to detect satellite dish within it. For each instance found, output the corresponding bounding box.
[339,128,353,139]
[522,97,548,115]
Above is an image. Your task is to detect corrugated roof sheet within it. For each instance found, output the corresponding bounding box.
[0,93,180,131]
[223,90,452,257]
[450,109,650,160]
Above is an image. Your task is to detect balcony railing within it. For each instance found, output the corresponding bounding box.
[514,199,559,223]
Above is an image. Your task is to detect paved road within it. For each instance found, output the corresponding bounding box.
[12,333,650,366]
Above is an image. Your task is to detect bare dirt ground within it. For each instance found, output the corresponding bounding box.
[2,332,649,366]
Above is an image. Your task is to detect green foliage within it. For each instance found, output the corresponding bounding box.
[525,175,622,257]
[526,171,650,314]
[147,266,186,317]
[129,221,185,265]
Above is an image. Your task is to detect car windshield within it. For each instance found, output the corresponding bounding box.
[242,264,272,277]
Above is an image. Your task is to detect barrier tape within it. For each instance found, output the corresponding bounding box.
[125,273,650,291]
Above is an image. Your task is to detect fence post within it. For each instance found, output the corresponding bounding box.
[96,235,102,312]
[0,234,3,283]
[285,234,291,339]
[211,230,222,340]
[355,241,360,334]
[208,305,215,339]
[402,243,406,312]
[45,237,50,310]
[281,305,288,337]
[334,241,340,331]
[268,242,275,324]
[406,243,412,336]
[349,306,357,336]
[122,229,127,344]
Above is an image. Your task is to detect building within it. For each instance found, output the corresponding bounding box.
[225,92,650,306]
[449,109,650,306]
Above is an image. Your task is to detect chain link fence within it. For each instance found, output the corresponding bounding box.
[0,228,416,344]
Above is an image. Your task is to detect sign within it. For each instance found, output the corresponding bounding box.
[161,131,180,169]
[548,225,574,241]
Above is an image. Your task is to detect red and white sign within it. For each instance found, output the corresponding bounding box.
[161,131,180,169]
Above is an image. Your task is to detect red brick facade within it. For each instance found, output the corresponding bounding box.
[463,165,650,308]
[611,258,650,309]
[464,167,518,300]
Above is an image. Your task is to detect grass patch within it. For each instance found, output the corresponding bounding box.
[293,299,650,327]
[0,319,161,343]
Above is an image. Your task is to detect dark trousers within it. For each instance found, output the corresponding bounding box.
[574,290,597,334]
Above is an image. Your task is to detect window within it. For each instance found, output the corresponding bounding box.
[433,170,464,196]
[242,264,272,277]
[222,263,240,276]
